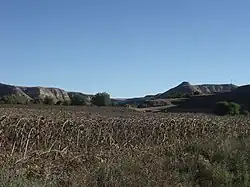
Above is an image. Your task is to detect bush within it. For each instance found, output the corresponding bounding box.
[62,100,71,106]
[111,101,119,107]
[43,96,54,105]
[70,95,86,106]
[55,101,62,105]
[0,99,4,105]
[168,92,191,98]
[168,92,185,98]
[91,92,111,106]
[0,95,28,104]
[33,98,43,104]
[138,103,148,108]
[160,108,168,113]
[214,101,241,116]
[193,91,201,95]
[242,110,250,116]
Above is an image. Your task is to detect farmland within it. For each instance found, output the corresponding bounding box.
[1,105,250,186]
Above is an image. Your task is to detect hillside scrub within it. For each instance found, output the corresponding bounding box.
[214,101,241,116]
[43,96,54,105]
[0,95,29,105]
[1,106,250,186]
[167,92,189,98]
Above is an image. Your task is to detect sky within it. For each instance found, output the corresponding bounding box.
[0,0,250,98]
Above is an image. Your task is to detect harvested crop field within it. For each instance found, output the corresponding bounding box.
[1,105,250,186]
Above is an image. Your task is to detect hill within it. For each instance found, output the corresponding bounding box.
[0,81,248,113]
[0,83,89,104]
[155,81,237,99]
[119,82,238,106]
[166,84,250,113]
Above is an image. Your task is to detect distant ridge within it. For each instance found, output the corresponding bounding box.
[155,82,237,99]
[117,82,239,106]
[0,82,92,104]
[0,81,242,105]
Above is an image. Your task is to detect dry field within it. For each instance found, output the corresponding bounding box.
[1,106,250,186]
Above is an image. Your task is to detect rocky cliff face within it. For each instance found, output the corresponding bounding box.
[20,86,71,103]
[0,83,72,104]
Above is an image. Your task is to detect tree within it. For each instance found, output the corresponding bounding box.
[91,92,111,106]
[242,110,250,116]
[33,98,43,104]
[0,95,28,104]
[62,100,71,106]
[193,91,201,95]
[0,97,6,104]
[70,95,86,106]
[111,100,119,107]
[138,103,148,108]
[55,101,62,105]
[0,95,16,104]
[228,102,241,115]
[214,101,240,116]
[160,108,168,113]
[43,96,54,105]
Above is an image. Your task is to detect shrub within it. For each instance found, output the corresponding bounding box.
[0,99,4,105]
[91,92,111,106]
[62,100,71,106]
[168,92,191,98]
[55,101,62,105]
[168,92,184,98]
[1,96,14,104]
[33,98,43,104]
[242,110,250,116]
[214,101,240,116]
[0,95,28,104]
[138,103,148,108]
[160,108,168,113]
[111,101,119,107]
[228,102,241,116]
[70,95,86,106]
[193,91,201,95]
[43,96,54,105]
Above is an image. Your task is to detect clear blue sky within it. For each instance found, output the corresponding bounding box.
[0,0,249,98]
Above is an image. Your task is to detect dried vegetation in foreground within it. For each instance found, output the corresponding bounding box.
[1,106,250,186]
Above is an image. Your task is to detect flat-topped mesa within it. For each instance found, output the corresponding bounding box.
[20,87,71,103]
[0,83,76,104]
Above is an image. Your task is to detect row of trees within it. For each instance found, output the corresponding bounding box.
[0,92,112,107]
[42,92,112,106]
